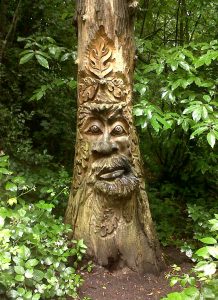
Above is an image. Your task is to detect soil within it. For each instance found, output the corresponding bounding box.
[77,247,193,300]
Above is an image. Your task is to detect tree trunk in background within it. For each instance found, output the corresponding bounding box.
[65,0,164,274]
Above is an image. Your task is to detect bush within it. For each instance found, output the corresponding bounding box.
[162,214,218,300]
[0,153,86,299]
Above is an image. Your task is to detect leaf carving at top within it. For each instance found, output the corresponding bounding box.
[87,28,114,79]
[88,39,113,78]
[79,27,129,104]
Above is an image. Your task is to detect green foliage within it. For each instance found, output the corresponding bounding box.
[148,184,187,246]
[134,40,218,147]
[18,35,76,70]
[134,37,217,248]
[162,215,218,300]
[162,286,200,300]
[0,0,77,171]
[0,154,86,299]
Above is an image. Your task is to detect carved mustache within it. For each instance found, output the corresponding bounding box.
[91,155,132,178]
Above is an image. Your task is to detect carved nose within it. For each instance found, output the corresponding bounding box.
[92,141,118,155]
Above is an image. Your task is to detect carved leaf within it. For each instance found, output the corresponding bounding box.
[80,28,129,104]
[107,77,128,99]
[87,32,114,79]
[79,77,98,103]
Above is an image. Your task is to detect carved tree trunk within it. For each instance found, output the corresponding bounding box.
[65,0,164,274]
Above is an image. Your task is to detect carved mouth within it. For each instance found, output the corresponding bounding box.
[96,158,131,181]
[98,168,126,180]
[92,156,139,197]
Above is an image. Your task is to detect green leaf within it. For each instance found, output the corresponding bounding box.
[33,269,44,282]
[195,262,217,276]
[182,119,190,132]
[164,292,183,300]
[183,106,195,115]
[15,274,25,282]
[35,54,49,69]
[17,36,28,42]
[150,117,160,132]
[25,269,34,278]
[170,61,178,71]
[207,131,216,148]
[179,61,190,71]
[12,176,25,185]
[0,216,5,228]
[35,50,51,59]
[68,79,77,89]
[134,108,144,116]
[5,182,17,192]
[44,257,53,265]
[14,266,25,275]
[207,246,218,259]
[7,290,18,298]
[170,277,179,287]
[182,287,200,300]
[32,294,40,300]
[25,258,39,268]
[24,291,32,299]
[192,107,202,122]
[202,106,208,119]
[7,197,17,206]
[190,126,208,139]
[195,247,210,258]
[61,52,70,62]
[18,245,31,260]
[201,286,216,299]
[17,288,25,296]
[156,115,171,129]
[35,200,54,211]
[0,167,12,175]
[19,52,34,64]
[203,95,211,102]
[200,237,217,244]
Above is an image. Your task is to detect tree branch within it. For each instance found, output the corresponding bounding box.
[189,13,201,42]
[0,0,21,67]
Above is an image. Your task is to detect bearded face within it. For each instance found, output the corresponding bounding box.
[80,105,139,199]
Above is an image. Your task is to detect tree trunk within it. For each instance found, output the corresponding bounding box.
[65,0,164,274]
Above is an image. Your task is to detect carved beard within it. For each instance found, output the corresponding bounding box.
[88,155,139,198]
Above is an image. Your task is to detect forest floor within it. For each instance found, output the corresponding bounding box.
[77,247,193,300]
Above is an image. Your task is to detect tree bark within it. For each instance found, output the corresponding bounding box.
[65,0,164,274]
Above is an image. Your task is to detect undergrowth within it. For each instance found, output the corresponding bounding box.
[0,153,86,299]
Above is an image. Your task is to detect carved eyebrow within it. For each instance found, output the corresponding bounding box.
[79,107,126,126]
[107,109,122,120]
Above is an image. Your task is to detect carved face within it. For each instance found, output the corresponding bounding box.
[80,105,139,198]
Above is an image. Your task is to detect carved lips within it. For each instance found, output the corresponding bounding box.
[98,168,125,180]
[97,158,130,181]
[91,155,139,197]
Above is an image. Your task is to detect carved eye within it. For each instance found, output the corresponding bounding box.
[111,125,126,136]
[87,125,102,135]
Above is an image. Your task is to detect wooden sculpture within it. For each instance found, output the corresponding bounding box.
[65,0,164,274]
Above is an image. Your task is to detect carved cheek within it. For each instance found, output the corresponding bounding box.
[113,136,130,155]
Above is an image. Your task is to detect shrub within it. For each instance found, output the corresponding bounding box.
[162,214,218,300]
[0,153,86,299]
